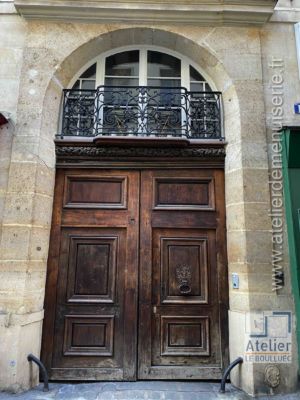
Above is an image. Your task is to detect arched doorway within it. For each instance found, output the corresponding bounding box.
[7,24,283,393]
[41,45,228,381]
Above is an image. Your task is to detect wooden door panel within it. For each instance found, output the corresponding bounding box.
[64,175,128,209]
[63,315,114,357]
[151,212,218,229]
[66,235,118,303]
[42,169,139,381]
[160,316,210,356]
[159,235,208,304]
[153,177,215,210]
[52,227,125,370]
[138,169,228,380]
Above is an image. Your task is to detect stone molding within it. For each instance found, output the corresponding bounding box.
[0,2,17,15]
[0,310,44,327]
[14,0,276,26]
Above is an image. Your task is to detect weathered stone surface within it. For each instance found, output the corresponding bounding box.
[0,225,31,261]
[3,193,34,225]
[226,202,271,232]
[35,165,55,197]
[10,135,40,164]
[29,226,52,262]
[7,162,38,193]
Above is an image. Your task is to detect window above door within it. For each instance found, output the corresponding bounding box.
[61,47,222,140]
[71,49,212,92]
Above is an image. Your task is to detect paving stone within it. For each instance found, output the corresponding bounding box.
[0,383,299,400]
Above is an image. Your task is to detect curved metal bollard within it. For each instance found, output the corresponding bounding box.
[220,356,243,393]
[27,354,49,392]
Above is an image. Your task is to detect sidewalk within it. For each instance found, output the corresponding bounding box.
[0,382,299,400]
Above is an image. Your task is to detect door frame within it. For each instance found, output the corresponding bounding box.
[41,139,229,380]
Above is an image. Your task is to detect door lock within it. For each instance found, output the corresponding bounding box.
[129,217,135,225]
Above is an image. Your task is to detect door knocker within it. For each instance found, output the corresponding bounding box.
[176,265,192,295]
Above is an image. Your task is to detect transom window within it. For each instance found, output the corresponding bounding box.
[71,49,213,91]
[61,47,221,139]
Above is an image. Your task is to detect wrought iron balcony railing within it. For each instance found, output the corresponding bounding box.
[60,86,222,139]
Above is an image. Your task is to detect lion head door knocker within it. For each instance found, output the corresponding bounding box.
[176,265,192,295]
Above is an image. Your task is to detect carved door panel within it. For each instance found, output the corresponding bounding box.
[42,169,139,380]
[138,169,228,379]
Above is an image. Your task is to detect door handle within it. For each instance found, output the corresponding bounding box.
[179,283,192,295]
[176,265,192,295]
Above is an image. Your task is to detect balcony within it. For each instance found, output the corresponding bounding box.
[60,86,222,141]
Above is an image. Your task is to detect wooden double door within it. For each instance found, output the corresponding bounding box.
[42,167,228,380]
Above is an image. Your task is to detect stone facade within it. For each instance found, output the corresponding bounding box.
[0,0,300,396]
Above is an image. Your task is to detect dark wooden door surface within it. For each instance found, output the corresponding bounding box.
[138,169,228,379]
[42,169,140,380]
[42,167,227,380]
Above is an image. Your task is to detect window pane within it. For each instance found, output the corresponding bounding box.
[190,66,213,91]
[148,51,181,78]
[190,82,205,92]
[72,80,80,90]
[105,51,139,77]
[147,78,181,88]
[80,63,96,79]
[81,80,96,90]
[205,83,212,92]
[190,66,205,82]
[104,77,139,87]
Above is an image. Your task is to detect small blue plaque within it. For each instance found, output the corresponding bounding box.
[294,103,300,114]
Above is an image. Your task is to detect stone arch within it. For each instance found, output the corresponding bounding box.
[41,27,240,151]
[38,24,247,385]
[42,24,244,382]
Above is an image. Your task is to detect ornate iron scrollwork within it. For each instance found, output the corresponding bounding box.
[60,86,222,139]
[176,265,192,295]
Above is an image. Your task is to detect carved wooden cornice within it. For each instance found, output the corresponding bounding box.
[14,1,276,26]
[56,145,225,158]
[55,140,225,168]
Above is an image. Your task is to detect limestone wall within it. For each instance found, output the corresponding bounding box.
[0,2,33,392]
[0,0,299,395]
